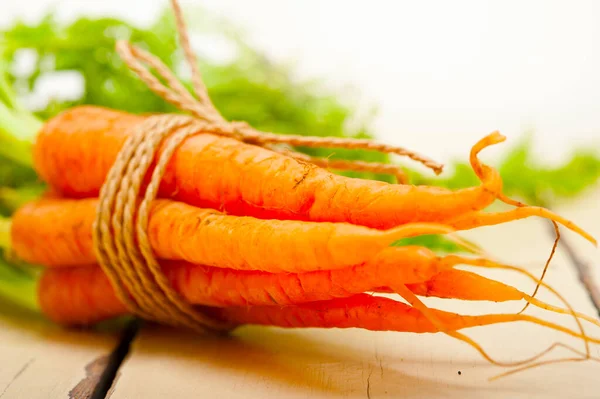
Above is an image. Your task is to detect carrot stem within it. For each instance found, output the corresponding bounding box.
[0,217,11,250]
[0,103,36,166]
[0,256,40,313]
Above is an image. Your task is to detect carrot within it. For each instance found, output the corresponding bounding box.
[37,264,597,338]
[38,265,126,325]
[32,107,596,243]
[35,246,446,318]
[406,269,523,301]
[163,247,452,306]
[31,106,502,226]
[447,208,595,244]
[12,197,598,328]
[15,197,594,329]
[203,295,600,353]
[10,197,457,271]
[38,256,599,327]
[38,261,600,373]
[407,268,600,323]
[391,281,600,374]
[35,106,503,228]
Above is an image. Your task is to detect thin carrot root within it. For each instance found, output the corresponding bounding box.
[458,131,596,245]
[405,269,600,329]
[418,257,599,378]
[520,220,560,314]
[402,267,597,372]
[394,282,596,373]
[469,131,506,180]
[38,261,600,376]
[497,193,528,208]
[394,283,551,368]
[427,251,600,362]
[388,240,600,377]
[437,220,591,377]
[442,255,600,328]
[463,132,504,202]
[490,353,600,381]
[448,207,596,245]
[410,253,599,374]
[210,294,600,343]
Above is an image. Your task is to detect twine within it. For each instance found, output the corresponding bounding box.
[92,0,444,332]
[93,114,234,332]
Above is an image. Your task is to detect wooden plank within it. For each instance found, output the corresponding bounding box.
[111,189,600,398]
[0,302,128,399]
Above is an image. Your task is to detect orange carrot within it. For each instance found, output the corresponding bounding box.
[209,294,600,343]
[38,261,600,371]
[39,265,126,325]
[32,106,596,243]
[38,267,520,332]
[11,193,596,272]
[38,259,599,328]
[406,269,523,301]
[406,266,600,323]
[11,197,455,271]
[36,247,446,318]
[37,265,596,340]
[32,106,505,229]
[448,208,595,244]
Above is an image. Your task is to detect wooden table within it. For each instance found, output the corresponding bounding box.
[1,189,599,398]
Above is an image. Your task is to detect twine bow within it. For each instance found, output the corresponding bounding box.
[92,0,444,333]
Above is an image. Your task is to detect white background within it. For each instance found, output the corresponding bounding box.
[2,0,600,165]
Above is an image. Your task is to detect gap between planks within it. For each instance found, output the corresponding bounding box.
[68,320,141,399]
[547,221,600,318]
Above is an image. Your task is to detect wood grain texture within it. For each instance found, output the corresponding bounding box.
[0,305,124,399]
[68,356,110,399]
[110,189,600,398]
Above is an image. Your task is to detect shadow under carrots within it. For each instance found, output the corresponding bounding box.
[2,296,598,398]
[124,323,524,399]
[0,295,126,349]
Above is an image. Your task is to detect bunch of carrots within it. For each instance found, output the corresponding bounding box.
[0,102,599,379]
[0,0,599,380]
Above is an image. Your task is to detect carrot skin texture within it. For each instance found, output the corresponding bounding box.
[447,208,596,245]
[38,266,505,331]
[169,246,448,306]
[36,259,529,326]
[207,295,523,333]
[406,269,523,302]
[33,106,501,229]
[37,245,450,323]
[38,265,125,326]
[11,198,451,272]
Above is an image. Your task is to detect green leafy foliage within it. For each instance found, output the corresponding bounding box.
[498,136,600,205]
[418,135,600,206]
[0,249,39,313]
[1,9,390,182]
[392,235,465,254]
